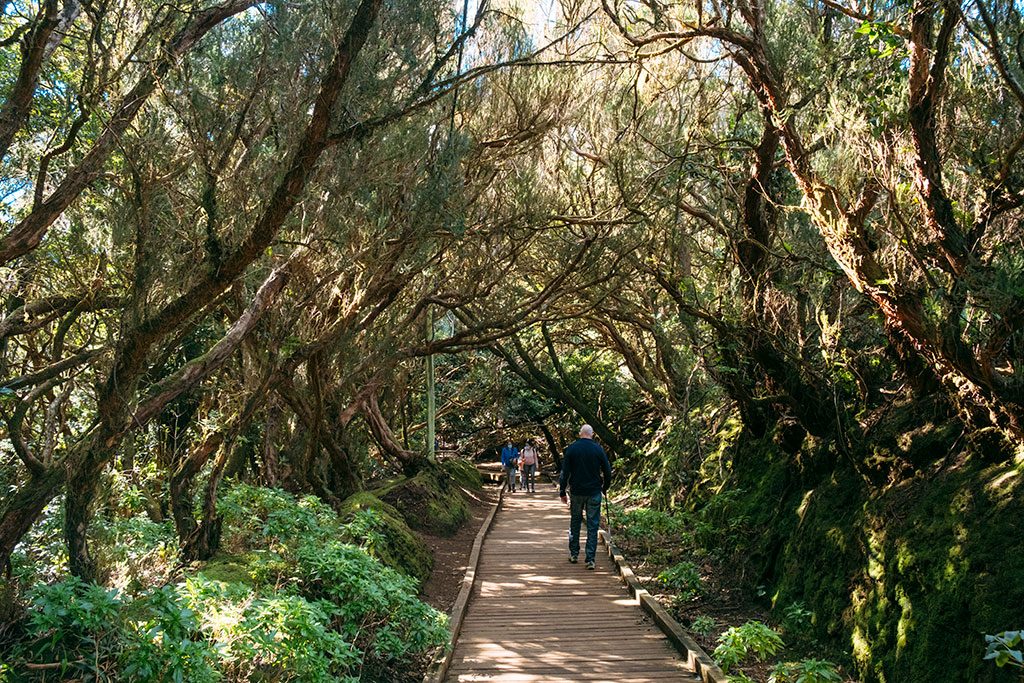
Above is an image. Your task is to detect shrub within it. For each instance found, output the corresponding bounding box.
[11,485,449,682]
[691,615,717,637]
[122,585,220,683]
[984,630,1024,670]
[769,658,842,683]
[293,539,448,660]
[182,577,358,682]
[727,674,757,683]
[338,492,433,581]
[780,601,814,633]
[658,561,703,599]
[17,577,220,683]
[611,506,688,539]
[713,621,784,673]
[217,483,337,549]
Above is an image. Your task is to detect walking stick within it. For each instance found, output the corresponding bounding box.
[604,492,611,544]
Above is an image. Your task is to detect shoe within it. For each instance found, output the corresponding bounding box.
[586,561,595,570]
[568,555,578,564]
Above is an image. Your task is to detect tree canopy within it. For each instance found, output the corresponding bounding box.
[1,0,1022,680]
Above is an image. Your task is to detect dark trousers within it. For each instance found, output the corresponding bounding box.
[569,492,601,563]
[522,463,536,491]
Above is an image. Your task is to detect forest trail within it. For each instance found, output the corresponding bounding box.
[443,479,699,682]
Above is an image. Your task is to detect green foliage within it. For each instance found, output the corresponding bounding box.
[217,482,434,582]
[853,21,907,59]
[182,577,359,682]
[122,586,221,683]
[727,674,757,683]
[293,539,448,658]
[768,658,842,683]
[984,630,1024,670]
[18,577,219,683]
[217,483,338,548]
[610,505,688,537]
[608,504,693,555]
[780,601,814,634]
[658,561,703,599]
[10,483,448,681]
[713,621,785,673]
[691,615,717,637]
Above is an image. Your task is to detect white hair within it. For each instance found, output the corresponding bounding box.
[579,424,594,438]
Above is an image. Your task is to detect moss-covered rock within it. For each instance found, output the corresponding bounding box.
[374,463,470,537]
[442,457,484,490]
[338,492,433,583]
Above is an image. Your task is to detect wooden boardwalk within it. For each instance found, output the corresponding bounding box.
[443,480,700,682]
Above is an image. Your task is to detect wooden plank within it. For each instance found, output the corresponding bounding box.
[440,484,701,682]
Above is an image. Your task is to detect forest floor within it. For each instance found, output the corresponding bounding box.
[418,482,500,614]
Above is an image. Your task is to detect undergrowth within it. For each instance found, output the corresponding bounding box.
[2,482,449,681]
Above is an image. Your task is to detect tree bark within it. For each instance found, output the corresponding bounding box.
[0,0,80,162]
[0,0,259,264]
[492,333,628,457]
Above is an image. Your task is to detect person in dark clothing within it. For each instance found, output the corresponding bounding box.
[501,440,519,493]
[559,424,611,569]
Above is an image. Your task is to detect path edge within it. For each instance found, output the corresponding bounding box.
[422,476,504,683]
[598,528,728,683]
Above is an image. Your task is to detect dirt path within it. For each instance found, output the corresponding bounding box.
[419,480,500,614]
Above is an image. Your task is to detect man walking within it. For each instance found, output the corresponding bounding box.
[501,439,520,493]
[559,425,611,570]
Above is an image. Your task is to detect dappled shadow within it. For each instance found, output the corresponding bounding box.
[443,479,698,682]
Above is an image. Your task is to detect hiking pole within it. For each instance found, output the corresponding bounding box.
[604,492,611,545]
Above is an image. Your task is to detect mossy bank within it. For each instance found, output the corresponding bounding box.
[703,404,1024,683]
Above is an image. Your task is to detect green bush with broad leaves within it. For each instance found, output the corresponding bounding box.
[609,505,689,541]
[19,577,219,683]
[658,561,703,599]
[984,630,1023,670]
[8,485,449,681]
[780,601,814,633]
[713,620,785,673]
[294,538,448,659]
[182,577,359,682]
[691,615,717,637]
[769,658,842,683]
[217,483,339,549]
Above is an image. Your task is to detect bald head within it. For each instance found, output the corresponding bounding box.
[579,424,594,439]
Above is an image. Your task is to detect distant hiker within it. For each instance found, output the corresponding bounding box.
[501,439,520,493]
[520,440,539,493]
[559,424,611,570]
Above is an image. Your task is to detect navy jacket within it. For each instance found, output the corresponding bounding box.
[559,438,611,497]
[501,445,519,467]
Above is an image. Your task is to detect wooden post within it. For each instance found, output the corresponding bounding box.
[426,304,437,463]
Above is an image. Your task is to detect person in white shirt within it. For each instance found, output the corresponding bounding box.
[519,440,539,493]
